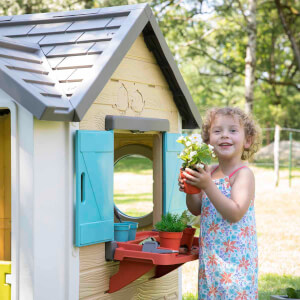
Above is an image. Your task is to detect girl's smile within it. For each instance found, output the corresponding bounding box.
[209,115,250,160]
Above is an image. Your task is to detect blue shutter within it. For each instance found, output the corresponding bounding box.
[75,130,114,247]
[163,133,187,215]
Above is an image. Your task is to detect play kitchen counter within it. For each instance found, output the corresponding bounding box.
[107,231,199,293]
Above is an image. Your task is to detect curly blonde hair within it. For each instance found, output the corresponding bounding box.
[201,107,261,161]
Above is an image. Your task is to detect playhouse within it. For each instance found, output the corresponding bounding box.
[0,4,202,299]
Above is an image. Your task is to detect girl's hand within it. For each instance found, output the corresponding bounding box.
[178,173,185,192]
[184,165,212,190]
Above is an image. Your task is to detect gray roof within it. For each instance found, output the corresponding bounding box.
[0,4,201,129]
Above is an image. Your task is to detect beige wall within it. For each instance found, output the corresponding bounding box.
[0,113,11,261]
[79,35,180,299]
[79,35,180,133]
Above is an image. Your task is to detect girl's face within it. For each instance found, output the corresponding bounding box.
[209,114,251,161]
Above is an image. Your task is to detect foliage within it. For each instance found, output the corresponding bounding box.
[177,134,215,169]
[150,0,300,130]
[286,288,300,299]
[154,212,185,232]
[258,274,300,300]
[180,209,199,228]
[114,156,152,173]
[1,0,300,130]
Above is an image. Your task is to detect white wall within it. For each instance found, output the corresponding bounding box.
[0,88,80,299]
[33,120,79,300]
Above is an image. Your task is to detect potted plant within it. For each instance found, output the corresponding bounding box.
[271,288,300,299]
[154,212,186,251]
[179,210,198,251]
[177,134,215,194]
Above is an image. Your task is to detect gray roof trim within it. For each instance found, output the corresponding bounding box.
[0,46,74,120]
[0,60,73,119]
[70,7,148,121]
[105,115,169,132]
[0,3,201,127]
[0,36,40,53]
[0,11,130,27]
[143,9,201,129]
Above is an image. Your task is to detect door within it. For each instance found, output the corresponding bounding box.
[0,109,11,299]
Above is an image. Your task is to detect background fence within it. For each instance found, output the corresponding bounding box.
[252,125,300,187]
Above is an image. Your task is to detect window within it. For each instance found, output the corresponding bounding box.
[114,144,153,227]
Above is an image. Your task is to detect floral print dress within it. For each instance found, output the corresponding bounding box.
[198,167,258,300]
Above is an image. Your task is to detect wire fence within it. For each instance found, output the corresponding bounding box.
[253,126,300,168]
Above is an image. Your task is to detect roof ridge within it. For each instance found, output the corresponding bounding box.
[0,4,149,26]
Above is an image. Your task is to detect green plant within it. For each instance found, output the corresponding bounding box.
[286,288,300,299]
[180,209,200,228]
[176,134,215,169]
[154,212,186,232]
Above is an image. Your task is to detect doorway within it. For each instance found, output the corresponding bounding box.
[0,109,11,299]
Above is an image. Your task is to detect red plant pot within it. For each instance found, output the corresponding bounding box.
[180,169,201,194]
[158,231,183,251]
[180,227,196,251]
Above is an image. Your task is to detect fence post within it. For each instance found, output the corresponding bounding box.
[274,125,280,187]
[289,132,293,188]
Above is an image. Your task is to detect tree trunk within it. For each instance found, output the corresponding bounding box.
[275,0,300,71]
[244,0,257,115]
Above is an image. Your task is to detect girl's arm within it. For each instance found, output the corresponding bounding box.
[183,167,255,223]
[186,193,202,216]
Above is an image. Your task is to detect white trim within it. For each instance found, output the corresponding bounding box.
[67,122,80,300]
[33,120,79,300]
[178,267,182,300]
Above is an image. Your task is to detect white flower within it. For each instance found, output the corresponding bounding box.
[196,163,204,169]
[180,151,185,156]
[208,144,214,150]
[190,134,202,144]
[212,153,216,158]
[186,141,191,147]
[189,151,197,159]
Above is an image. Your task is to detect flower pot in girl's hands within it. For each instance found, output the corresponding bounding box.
[180,169,201,194]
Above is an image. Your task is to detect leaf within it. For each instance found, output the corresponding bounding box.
[286,288,298,299]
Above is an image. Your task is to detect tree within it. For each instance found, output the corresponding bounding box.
[0,0,95,16]
[242,0,257,114]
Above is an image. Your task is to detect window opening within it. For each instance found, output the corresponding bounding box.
[114,144,153,227]
[0,109,11,261]
[114,155,153,217]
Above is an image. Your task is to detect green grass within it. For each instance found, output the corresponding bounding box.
[182,274,300,300]
[258,274,300,299]
[114,193,152,205]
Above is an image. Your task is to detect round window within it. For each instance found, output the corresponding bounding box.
[114,145,153,227]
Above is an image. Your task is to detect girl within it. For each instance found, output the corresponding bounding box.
[179,107,261,300]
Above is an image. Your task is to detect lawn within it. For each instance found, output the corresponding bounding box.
[114,159,300,299]
[182,166,300,299]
